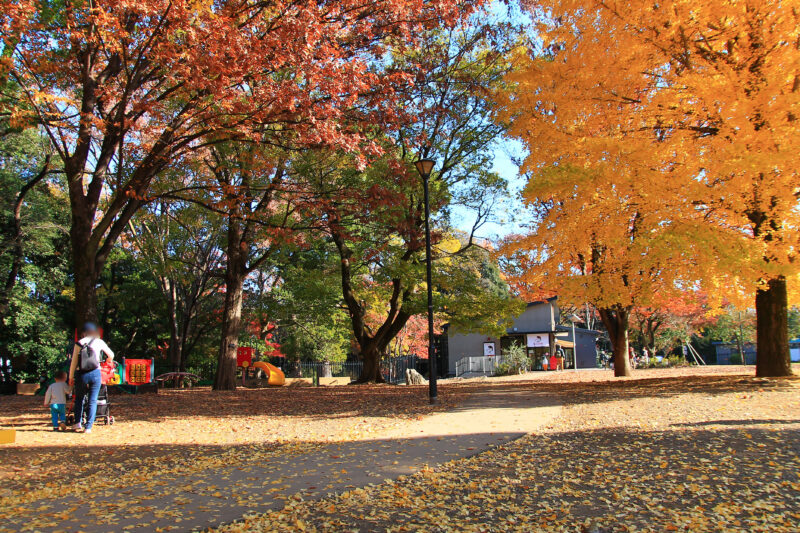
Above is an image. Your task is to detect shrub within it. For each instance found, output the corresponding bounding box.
[494,362,513,376]
[666,354,687,367]
[500,343,529,375]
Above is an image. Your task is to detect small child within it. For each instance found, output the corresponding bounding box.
[44,371,70,431]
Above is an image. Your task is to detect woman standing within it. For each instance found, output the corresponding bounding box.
[69,323,114,434]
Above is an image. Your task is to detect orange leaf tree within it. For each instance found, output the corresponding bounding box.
[497,163,726,376]
[497,0,799,376]
[0,0,481,329]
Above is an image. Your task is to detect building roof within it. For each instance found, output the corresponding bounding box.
[526,296,558,307]
[555,325,603,335]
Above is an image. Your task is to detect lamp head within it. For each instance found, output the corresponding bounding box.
[414,158,435,178]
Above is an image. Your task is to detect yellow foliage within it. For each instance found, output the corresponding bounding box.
[496,0,800,309]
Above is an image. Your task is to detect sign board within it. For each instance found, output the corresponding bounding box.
[527,334,550,348]
[554,331,569,337]
[483,342,496,357]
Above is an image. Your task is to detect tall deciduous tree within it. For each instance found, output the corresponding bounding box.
[497,0,798,376]
[497,165,720,376]
[165,142,307,390]
[126,200,224,376]
[294,22,521,382]
[0,0,482,328]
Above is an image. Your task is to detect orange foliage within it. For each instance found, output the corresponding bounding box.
[495,0,800,375]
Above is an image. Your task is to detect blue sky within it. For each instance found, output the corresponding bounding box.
[448,0,532,244]
[451,139,528,243]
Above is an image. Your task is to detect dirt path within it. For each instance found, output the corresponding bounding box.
[2,386,561,533]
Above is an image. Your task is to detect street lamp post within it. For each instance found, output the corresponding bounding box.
[415,157,437,404]
[569,313,583,371]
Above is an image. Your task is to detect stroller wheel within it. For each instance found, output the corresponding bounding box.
[66,414,74,426]
[109,416,114,425]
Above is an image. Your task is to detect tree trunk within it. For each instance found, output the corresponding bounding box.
[72,234,99,325]
[599,307,633,377]
[179,317,193,373]
[332,231,406,384]
[755,276,792,376]
[647,321,657,355]
[166,281,182,373]
[736,330,744,365]
[165,281,186,386]
[356,344,385,384]
[213,223,246,391]
[214,271,244,390]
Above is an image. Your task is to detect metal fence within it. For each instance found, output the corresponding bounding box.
[298,361,363,381]
[296,356,422,384]
[383,355,421,384]
[180,356,423,385]
[455,355,504,377]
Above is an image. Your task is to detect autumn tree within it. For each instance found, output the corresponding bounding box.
[293,22,522,382]
[126,199,224,376]
[497,164,721,376]
[632,297,710,355]
[497,0,798,376]
[159,141,310,390]
[0,0,483,329]
[702,306,757,365]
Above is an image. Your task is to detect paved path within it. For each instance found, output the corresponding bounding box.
[14,386,560,532]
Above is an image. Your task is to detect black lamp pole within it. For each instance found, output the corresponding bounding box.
[415,158,438,404]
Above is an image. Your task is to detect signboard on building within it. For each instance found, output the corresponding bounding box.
[527,334,549,348]
[483,342,496,356]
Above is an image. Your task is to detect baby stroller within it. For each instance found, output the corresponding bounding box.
[66,360,117,426]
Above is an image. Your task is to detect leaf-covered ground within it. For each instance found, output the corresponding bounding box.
[2,366,798,532]
[216,368,800,533]
[0,384,462,492]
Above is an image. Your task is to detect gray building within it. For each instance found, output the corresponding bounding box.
[441,297,600,376]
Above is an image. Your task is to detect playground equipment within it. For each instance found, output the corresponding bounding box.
[122,358,155,386]
[236,346,284,387]
[101,360,121,385]
[155,372,201,387]
[242,361,285,388]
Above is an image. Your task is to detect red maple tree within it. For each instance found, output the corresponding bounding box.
[1,0,484,332]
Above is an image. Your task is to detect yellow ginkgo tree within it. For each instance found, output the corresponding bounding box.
[497,0,799,376]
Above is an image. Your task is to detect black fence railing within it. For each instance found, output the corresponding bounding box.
[181,355,425,385]
[296,356,423,384]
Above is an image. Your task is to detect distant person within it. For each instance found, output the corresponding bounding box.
[69,323,114,434]
[44,370,70,431]
[555,347,565,369]
[642,347,650,367]
[541,354,549,371]
[628,346,637,369]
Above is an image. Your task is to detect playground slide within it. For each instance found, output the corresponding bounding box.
[252,361,286,386]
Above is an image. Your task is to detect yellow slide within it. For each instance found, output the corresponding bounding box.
[252,361,285,386]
